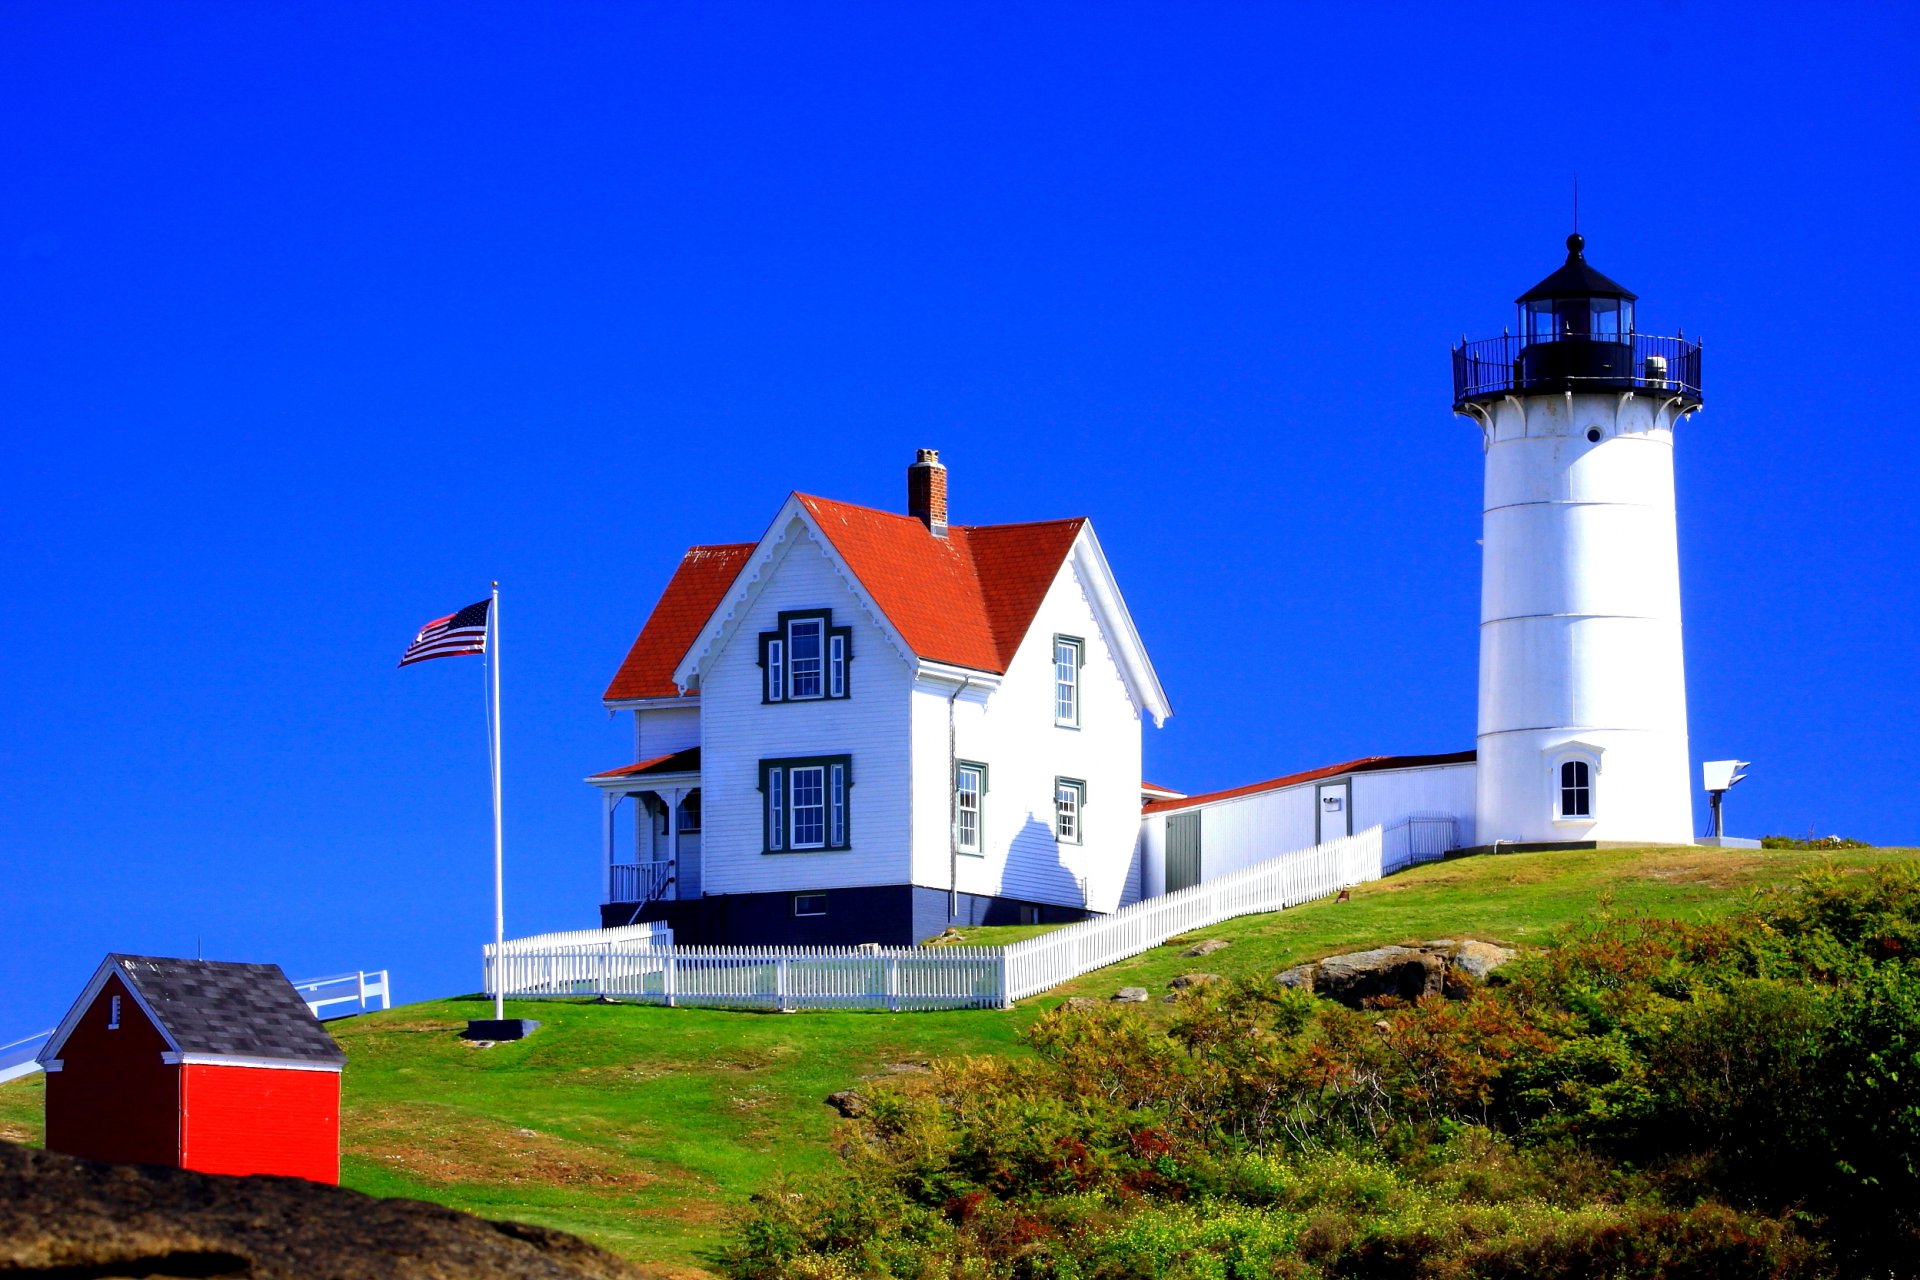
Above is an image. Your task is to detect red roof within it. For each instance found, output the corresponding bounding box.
[587,747,701,780]
[797,495,1084,673]
[1142,751,1476,815]
[604,497,1087,701]
[603,545,754,701]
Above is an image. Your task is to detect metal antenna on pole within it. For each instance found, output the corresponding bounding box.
[1573,174,1579,235]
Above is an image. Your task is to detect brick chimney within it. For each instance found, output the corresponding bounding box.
[907,448,948,536]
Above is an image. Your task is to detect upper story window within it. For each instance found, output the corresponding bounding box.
[955,761,987,855]
[1559,759,1593,819]
[108,994,121,1030]
[761,755,852,853]
[1054,636,1082,726]
[1055,777,1085,844]
[760,610,852,704]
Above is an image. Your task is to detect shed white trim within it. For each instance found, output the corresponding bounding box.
[39,956,182,1066]
[161,1052,342,1073]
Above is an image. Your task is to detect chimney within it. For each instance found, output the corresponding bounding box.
[907,448,948,536]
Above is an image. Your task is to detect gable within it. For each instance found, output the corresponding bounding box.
[47,955,344,1067]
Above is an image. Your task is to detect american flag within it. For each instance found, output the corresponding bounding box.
[399,599,491,666]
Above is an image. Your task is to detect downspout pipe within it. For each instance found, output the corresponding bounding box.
[947,677,976,921]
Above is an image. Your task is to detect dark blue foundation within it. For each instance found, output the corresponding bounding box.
[601,886,1090,946]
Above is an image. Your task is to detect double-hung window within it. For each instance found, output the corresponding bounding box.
[1054,636,1082,726]
[761,610,852,702]
[955,761,987,855]
[761,755,853,852]
[1055,777,1085,844]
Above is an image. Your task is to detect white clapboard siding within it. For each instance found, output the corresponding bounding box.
[487,818,1452,1011]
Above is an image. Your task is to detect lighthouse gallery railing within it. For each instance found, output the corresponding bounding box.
[1452,333,1702,406]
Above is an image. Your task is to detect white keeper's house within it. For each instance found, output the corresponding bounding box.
[585,233,1715,948]
[590,450,1173,945]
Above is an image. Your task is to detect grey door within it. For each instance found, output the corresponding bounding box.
[1166,812,1202,892]
[1315,782,1351,844]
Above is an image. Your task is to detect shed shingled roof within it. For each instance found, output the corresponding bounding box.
[108,954,345,1065]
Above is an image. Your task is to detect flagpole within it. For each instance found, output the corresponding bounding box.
[489,581,505,1022]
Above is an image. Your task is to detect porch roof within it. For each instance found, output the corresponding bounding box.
[587,746,701,784]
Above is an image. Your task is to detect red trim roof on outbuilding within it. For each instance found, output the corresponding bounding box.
[1142,751,1476,815]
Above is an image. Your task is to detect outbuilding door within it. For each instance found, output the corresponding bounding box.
[1166,812,1202,893]
[1316,782,1352,844]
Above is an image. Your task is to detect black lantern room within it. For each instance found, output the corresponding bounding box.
[1451,235,1701,411]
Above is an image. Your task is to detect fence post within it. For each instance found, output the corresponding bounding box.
[777,956,792,1013]
[998,951,1013,1009]
[665,949,677,1007]
[886,956,900,1013]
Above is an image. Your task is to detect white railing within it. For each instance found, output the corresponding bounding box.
[609,860,674,904]
[1001,825,1383,1001]
[1382,812,1460,874]
[487,825,1424,1011]
[0,1030,53,1085]
[291,970,392,1020]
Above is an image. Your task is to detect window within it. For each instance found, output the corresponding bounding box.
[761,611,852,702]
[761,755,853,852]
[676,792,701,833]
[955,762,986,855]
[1560,759,1593,819]
[108,994,121,1030]
[789,619,823,698]
[793,892,828,917]
[1054,636,1082,726]
[1055,778,1085,844]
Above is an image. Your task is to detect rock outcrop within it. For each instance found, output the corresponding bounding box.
[0,1139,645,1279]
[1275,939,1517,1008]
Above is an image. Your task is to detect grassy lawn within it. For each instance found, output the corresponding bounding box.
[3,844,1914,1276]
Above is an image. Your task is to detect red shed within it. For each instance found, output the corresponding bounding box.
[38,954,347,1183]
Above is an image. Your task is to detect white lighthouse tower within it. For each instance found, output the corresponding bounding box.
[1453,235,1702,846]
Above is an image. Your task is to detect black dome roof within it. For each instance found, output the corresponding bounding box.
[1516,234,1637,303]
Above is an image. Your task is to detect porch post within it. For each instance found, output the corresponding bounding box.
[664,786,684,900]
[601,791,617,902]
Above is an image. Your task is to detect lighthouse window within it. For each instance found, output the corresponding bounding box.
[1560,760,1593,819]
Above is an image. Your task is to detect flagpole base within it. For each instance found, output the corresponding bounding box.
[463,1018,539,1042]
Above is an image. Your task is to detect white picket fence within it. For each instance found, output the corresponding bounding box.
[486,819,1453,1012]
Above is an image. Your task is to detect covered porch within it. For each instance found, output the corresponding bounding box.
[587,747,701,911]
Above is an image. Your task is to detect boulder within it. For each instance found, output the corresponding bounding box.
[1059,997,1104,1013]
[1274,939,1518,1008]
[826,1090,870,1118]
[1300,946,1446,1008]
[1273,964,1314,991]
[1168,973,1222,991]
[1113,987,1151,1003]
[1181,939,1230,958]
[0,1139,644,1279]
[1447,940,1516,980]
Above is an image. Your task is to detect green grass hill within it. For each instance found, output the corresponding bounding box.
[5,844,1914,1277]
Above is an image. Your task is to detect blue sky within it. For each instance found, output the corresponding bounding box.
[3,3,1914,1031]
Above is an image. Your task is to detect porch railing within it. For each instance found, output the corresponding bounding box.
[609,860,674,904]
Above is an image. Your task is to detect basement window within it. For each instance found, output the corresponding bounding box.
[793,893,828,917]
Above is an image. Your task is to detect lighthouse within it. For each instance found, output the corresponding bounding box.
[1452,235,1702,846]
